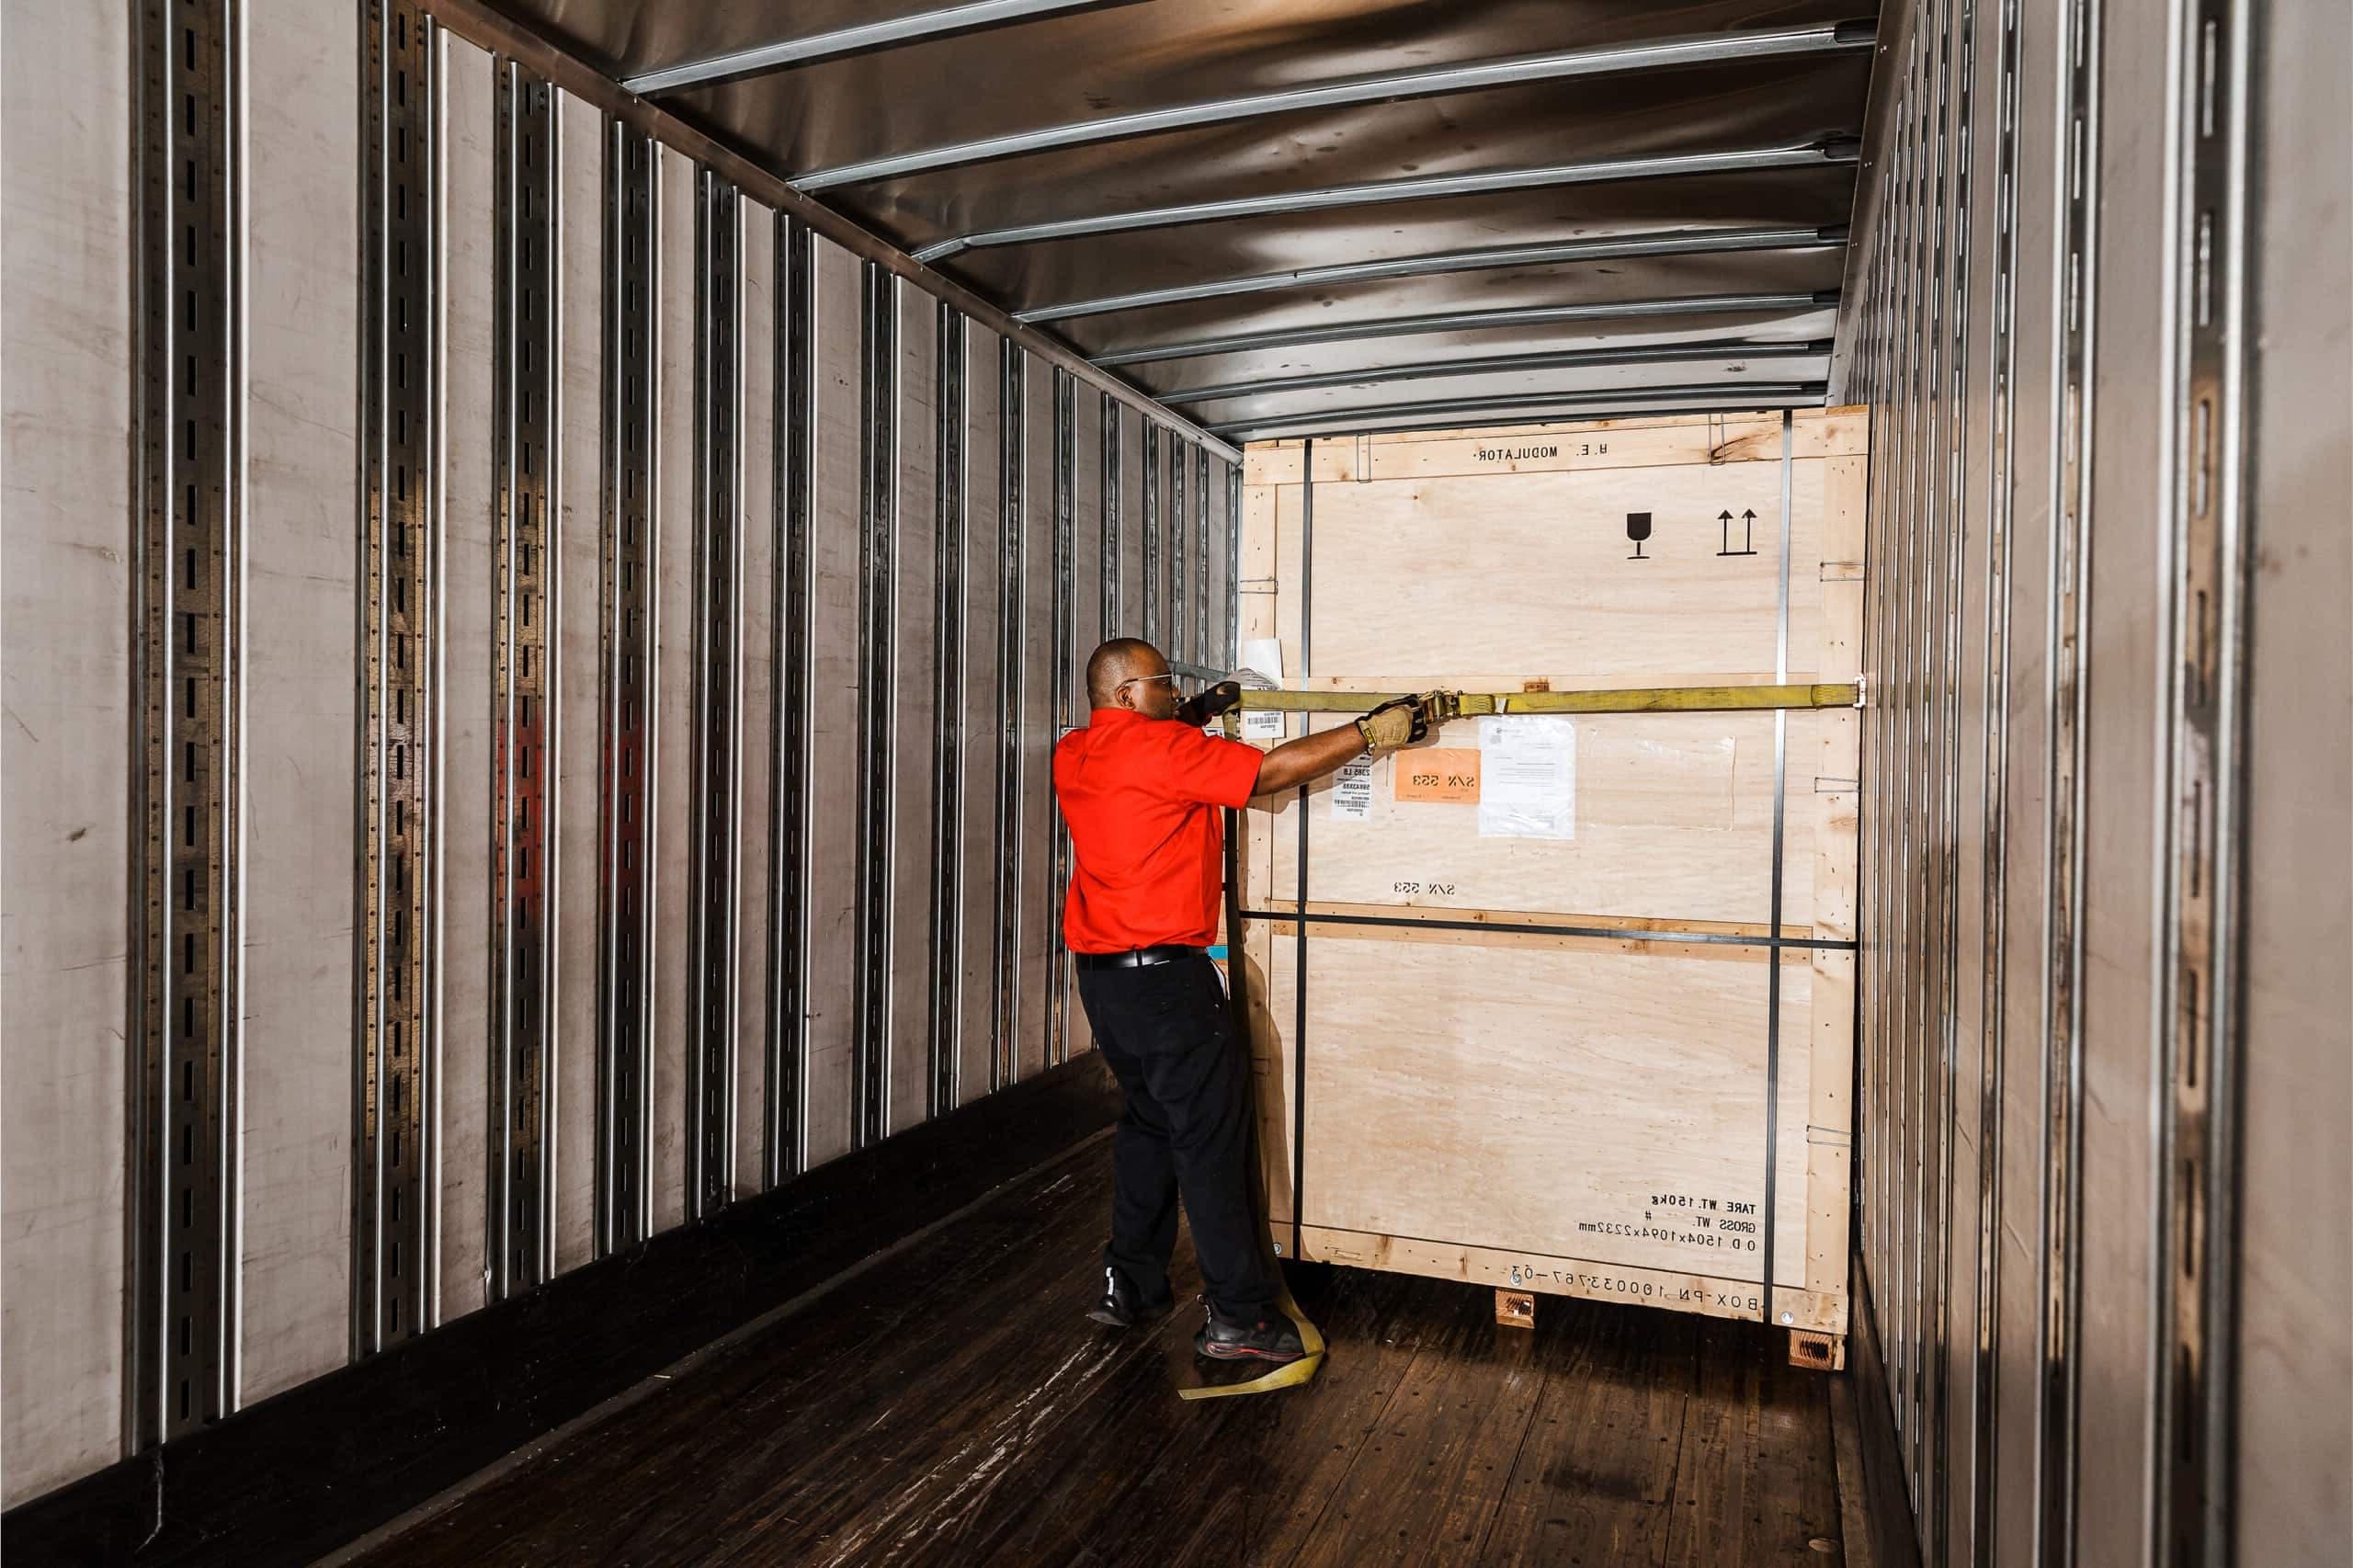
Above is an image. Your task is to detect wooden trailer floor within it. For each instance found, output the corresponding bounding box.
[340,1133,1860,1567]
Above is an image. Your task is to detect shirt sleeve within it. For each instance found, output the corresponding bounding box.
[1152,722,1266,809]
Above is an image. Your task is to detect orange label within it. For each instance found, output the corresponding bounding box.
[1393,748,1482,804]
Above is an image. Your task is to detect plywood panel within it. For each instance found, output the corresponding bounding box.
[1297,709,1787,925]
[1308,459,1829,684]
[1014,357,1056,1080]
[954,324,1003,1106]
[887,286,938,1133]
[438,40,496,1322]
[551,89,603,1273]
[0,0,132,1504]
[1290,937,1809,1286]
[734,202,775,1195]
[239,0,358,1400]
[802,235,862,1166]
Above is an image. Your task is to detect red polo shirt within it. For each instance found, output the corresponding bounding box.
[1052,708,1266,952]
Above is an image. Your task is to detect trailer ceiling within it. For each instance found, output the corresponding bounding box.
[494,0,1879,441]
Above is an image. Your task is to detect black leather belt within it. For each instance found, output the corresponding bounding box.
[1074,944,1203,971]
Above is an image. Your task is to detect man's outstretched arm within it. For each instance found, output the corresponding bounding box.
[1249,694,1439,798]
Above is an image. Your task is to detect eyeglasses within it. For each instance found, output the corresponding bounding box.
[1116,672,1179,694]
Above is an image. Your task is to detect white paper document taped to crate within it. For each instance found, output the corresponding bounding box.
[1329,756,1374,820]
[1476,716,1576,840]
[1237,637,1287,739]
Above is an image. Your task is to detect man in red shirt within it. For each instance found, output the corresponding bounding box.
[1053,637,1434,1363]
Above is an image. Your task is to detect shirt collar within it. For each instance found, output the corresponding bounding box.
[1088,706,1153,727]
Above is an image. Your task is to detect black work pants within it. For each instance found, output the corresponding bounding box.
[1077,951,1277,1320]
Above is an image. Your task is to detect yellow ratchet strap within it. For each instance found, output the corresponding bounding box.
[1234,680,1860,718]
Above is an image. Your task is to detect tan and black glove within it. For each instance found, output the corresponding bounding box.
[1355,690,1462,753]
[1355,695,1429,753]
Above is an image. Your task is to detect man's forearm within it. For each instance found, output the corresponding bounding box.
[1251,722,1367,797]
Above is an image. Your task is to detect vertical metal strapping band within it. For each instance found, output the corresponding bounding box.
[2154,0,2253,1559]
[765,214,814,1187]
[1194,445,1212,665]
[2036,0,2103,1551]
[852,262,899,1149]
[1971,0,2029,1555]
[685,169,743,1218]
[355,0,437,1357]
[1099,393,1120,637]
[1140,423,1160,647]
[1225,460,1242,666]
[992,340,1027,1089]
[1290,437,1313,1262]
[133,0,244,1435]
[1168,437,1188,665]
[488,60,557,1298]
[597,121,659,1255]
[1762,410,1793,1324]
[1047,369,1075,1066]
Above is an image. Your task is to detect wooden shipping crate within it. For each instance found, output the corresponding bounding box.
[1233,409,1867,1350]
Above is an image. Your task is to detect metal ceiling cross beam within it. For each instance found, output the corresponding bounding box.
[804,22,1874,192]
[1017,193,1849,324]
[1164,338,1836,406]
[1090,277,1844,369]
[622,0,1123,97]
[915,145,1858,263]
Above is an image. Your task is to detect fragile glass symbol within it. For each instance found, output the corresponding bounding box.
[1625,512,1652,560]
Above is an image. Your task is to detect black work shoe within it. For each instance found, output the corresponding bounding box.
[1194,1303,1306,1363]
[1086,1267,1173,1328]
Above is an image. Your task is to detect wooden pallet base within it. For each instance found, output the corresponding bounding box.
[1495,1288,1536,1328]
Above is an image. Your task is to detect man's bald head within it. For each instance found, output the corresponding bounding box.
[1087,637,1173,713]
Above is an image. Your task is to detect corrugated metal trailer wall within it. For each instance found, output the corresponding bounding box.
[1836,0,2348,1565]
[0,0,1240,1509]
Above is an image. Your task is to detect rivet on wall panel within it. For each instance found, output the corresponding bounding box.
[134,0,245,1434]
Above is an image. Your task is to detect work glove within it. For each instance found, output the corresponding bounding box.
[1176,679,1244,728]
[1354,695,1428,752]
